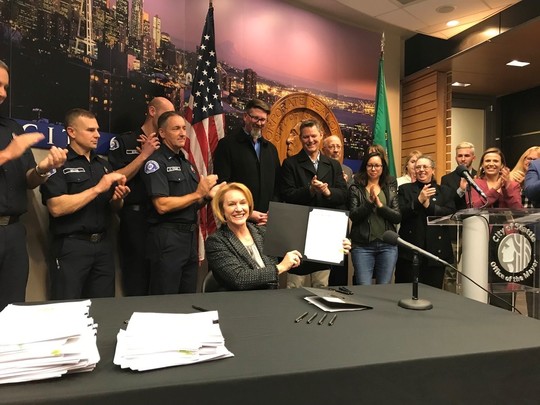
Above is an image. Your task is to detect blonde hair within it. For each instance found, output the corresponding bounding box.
[509,146,540,183]
[402,149,422,175]
[211,182,254,224]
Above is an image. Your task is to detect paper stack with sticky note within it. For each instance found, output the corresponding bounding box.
[0,300,99,384]
[113,311,234,371]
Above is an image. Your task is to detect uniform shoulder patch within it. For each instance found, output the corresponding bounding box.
[144,160,160,174]
[109,137,119,151]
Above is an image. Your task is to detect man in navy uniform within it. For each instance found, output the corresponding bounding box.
[108,97,173,296]
[0,60,67,309]
[141,111,221,294]
[40,108,130,300]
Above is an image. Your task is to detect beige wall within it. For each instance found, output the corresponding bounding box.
[383,32,403,171]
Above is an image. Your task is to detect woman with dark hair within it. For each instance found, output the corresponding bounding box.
[467,147,522,209]
[348,152,401,284]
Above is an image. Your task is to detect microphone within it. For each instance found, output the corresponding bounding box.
[382,230,446,266]
[382,230,522,314]
[456,165,487,200]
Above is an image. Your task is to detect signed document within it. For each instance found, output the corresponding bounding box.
[264,202,348,265]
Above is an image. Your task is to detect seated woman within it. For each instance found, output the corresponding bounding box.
[466,147,522,209]
[206,183,350,291]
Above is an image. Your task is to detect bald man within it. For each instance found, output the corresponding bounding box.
[321,134,352,286]
[109,96,174,296]
[322,135,353,187]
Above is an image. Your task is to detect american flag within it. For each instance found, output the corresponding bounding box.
[185,4,225,259]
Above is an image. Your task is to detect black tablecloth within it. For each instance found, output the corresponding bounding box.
[2,284,540,404]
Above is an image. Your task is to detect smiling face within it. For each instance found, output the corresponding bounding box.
[414,157,434,184]
[243,107,268,139]
[222,189,250,228]
[481,152,503,178]
[300,124,322,158]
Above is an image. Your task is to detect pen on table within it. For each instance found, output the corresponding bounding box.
[294,311,309,323]
[328,314,337,326]
[338,286,353,295]
[192,305,210,312]
[306,312,318,324]
[317,313,327,325]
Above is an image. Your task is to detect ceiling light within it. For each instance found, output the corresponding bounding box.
[506,60,530,67]
[446,20,459,27]
[436,5,455,13]
[451,82,471,87]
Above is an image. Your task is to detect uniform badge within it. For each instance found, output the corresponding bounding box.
[63,167,85,174]
[145,160,160,174]
[109,137,119,151]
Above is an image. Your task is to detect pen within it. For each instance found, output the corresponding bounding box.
[306,312,318,324]
[294,311,309,323]
[317,313,327,325]
[338,286,353,295]
[192,305,210,312]
[328,314,337,326]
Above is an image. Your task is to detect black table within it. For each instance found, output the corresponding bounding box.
[2,284,540,404]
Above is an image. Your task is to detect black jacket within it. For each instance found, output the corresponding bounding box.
[348,180,401,245]
[397,181,456,264]
[213,128,280,212]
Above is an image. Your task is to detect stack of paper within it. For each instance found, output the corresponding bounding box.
[114,311,234,371]
[0,300,99,384]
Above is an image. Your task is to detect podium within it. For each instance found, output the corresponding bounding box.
[429,209,540,316]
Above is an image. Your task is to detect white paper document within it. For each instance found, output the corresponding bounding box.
[113,310,234,371]
[304,208,349,264]
[0,300,99,385]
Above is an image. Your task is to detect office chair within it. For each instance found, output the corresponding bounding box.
[201,270,228,293]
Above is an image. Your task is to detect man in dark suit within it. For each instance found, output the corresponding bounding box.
[441,142,477,210]
[213,99,280,226]
[280,119,347,288]
[524,152,540,207]
[440,141,476,292]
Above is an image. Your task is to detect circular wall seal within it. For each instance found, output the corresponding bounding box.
[263,93,343,163]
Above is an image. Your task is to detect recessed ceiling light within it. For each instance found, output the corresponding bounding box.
[436,5,455,13]
[451,82,471,87]
[507,60,530,67]
[446,20,459,27]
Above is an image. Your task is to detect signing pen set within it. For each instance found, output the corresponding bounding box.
[294,311,336,326]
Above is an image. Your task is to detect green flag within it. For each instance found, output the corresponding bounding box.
[373,52,396,177]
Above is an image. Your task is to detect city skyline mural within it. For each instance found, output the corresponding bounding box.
[0,0,381,162]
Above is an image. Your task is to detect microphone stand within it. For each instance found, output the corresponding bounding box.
[398,251,433,310]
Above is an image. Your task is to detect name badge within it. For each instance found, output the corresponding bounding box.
[63,167,85,174]
[126,149,139,155]
[167,166,182,172]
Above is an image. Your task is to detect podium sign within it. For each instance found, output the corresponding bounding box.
[454,209,540,310]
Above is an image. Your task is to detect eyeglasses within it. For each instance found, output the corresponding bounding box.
[247,113,267,124]
[415,165,432,171]
[366,164,382,170]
